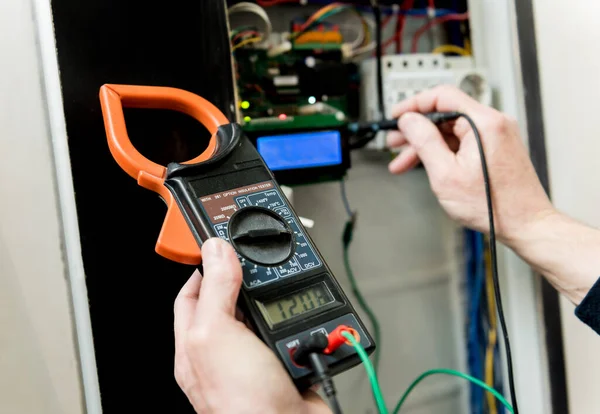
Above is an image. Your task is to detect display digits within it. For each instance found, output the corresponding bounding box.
[261,283,336,327]
[288,297,298,317]
[314,286,329,306]
[277,302,286,320]
[300,292,315,311]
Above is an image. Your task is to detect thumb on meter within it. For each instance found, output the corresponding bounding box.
[195,238,243,322]
[391,112,456,181]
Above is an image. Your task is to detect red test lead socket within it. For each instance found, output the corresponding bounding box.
[324,326,360,354]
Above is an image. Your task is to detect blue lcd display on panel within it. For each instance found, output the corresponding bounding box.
[256,130,343,171]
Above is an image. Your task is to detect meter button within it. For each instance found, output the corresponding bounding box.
[228,206,295,267]
[235,196,251,209]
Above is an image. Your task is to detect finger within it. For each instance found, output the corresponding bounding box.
[174,269,203,341]
[398,112,455,178]
[452,116,474,139]
[235,306,245,323]
[302,390,331,413]
[391,85,483,120]
[439,121,456,136]
[388,146,419,174]
[195,238,243,323]
[446,135,460,153]
[386,131,406,148]
[433,118,473,147]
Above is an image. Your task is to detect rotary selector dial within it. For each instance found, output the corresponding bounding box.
[228,206,295,267]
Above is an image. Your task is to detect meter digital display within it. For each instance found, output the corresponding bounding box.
[257,282,337,328]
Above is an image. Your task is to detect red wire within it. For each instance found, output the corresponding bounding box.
[396,0,415,53]
[382,36,396,52]
[232,30,262,43]
[256,0,298,6]
[382,14,393,29]
[377,12,395,54]
[410,12,469,53]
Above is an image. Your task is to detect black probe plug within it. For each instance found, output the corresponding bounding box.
[347,112,462,134]
[293,333,343,414]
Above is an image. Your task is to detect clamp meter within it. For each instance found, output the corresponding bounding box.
[99,84,375,390]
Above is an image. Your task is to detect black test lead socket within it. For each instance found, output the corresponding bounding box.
[293,332,343,414]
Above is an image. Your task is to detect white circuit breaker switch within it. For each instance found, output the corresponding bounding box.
[359,54,490,150]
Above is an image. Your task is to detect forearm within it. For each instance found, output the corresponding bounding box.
[506,210,600,305]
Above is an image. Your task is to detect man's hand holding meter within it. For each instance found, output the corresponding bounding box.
[174,238,331,414]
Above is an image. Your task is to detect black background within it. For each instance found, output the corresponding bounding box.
[49,0,235,411]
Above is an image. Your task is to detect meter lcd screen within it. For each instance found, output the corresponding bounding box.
[256,130,343,171]
[257,282,336,328]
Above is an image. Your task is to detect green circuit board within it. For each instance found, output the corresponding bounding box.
[234,47,350,133]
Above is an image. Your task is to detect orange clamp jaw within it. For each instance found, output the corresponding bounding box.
[99,84,229,265]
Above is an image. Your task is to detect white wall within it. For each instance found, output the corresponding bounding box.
[532,1,600,413]
[0,0,84,413]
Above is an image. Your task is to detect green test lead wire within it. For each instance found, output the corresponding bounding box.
[340,179,382,375]
[342,330,514,414]
[392,369,515,414]
[342,237,382,374]
[341,331,388,414]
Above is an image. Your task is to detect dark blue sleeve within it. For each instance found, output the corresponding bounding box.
[575,277,600,335]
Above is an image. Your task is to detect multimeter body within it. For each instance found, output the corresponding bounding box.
[165,124,374,389]
[98,84,375,390]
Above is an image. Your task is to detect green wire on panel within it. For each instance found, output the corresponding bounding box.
[341,331,388,414]
[341,330,514,414]
[392,369,515,414]
[340,179,381,374]
[342,240,382,374]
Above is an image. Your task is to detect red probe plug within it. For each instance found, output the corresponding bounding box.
[324,326,360,354]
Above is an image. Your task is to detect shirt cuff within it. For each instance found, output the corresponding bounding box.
[575,277,600,335]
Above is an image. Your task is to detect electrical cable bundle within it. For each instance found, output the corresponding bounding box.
[228,2,272,49]
[230,27,264,51]
[410,12,469,53]
[466,230,505,413]
[229,2,373,56]
[465,229,487,413]
[287,2,372,55]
